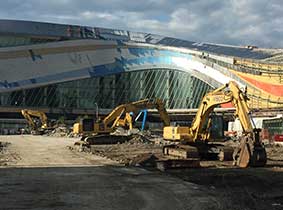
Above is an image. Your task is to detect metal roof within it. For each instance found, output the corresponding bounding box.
[0,19,273,59]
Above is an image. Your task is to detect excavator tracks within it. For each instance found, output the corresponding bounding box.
[163,144,199,159]
[83,134,131,145]
[163,143,234,160]
[160,142,235,170]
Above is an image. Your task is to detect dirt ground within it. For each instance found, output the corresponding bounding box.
[0,135,117,167]
[1,134,283,209]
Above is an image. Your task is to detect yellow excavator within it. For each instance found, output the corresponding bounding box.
[21,109,49,135]
[163,81,267,168]
[75,98,170,145]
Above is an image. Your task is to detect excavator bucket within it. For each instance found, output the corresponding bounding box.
[235,137,251,168]
[235,131,267,168]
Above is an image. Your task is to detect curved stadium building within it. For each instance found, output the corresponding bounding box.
[1,19,283,120]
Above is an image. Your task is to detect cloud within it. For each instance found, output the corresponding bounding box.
[0,0,282,48]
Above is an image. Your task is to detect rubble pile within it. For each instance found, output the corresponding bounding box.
[90,134,163,166]
[48,125,71,137]
[127,134,153,144]
[266,144,283,161]
[0,142,11,166]
[0,141,10,151]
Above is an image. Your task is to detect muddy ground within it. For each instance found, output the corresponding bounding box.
[89,134,283,210]
[168,166,283,210]
[89,134,283,166]
[1,135,283,209]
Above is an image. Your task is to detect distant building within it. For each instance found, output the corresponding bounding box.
[0,19,283,117]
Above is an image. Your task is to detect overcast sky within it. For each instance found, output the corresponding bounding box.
[0,0,282,48]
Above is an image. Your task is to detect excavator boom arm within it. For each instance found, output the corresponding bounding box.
[230,83,253,132]
[190,81,254,141]
[21,109,48,129]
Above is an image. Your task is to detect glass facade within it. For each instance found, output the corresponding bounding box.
[0,69,212,110]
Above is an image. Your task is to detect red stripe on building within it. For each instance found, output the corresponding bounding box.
[239,74,283,96]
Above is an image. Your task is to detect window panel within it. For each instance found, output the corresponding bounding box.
[0,69,213,110]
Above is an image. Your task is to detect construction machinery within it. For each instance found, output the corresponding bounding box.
[163,81,267,168]
[21,109,50,135]
[75,98,170,145]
